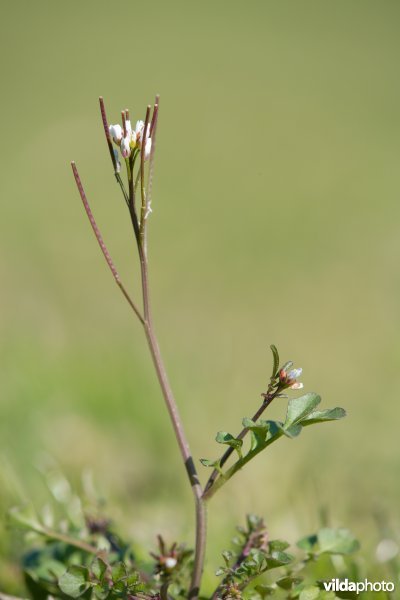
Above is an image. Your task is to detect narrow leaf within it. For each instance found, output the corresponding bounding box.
[270,344,280,378]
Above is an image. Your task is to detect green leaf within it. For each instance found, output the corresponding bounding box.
[281,361,294,372]
[276,575,303,590]
[93,582,110,600]
[248,549,266,567]
[265,550,294,569]
[297,534,318,552]
[284,394,321,429]
[301,407,346,426]
[276,422,302,438]
[8,505,46,535]
[91,557,108,581]
[126,572,142,587]
[111,562,126,583]
[216,432,243,458]
[58,566,90,598]
[242,418,270,451]
[254,584,276,597]
[268,539,291,552]
[200,458,222,474]
[270,345,280,378]
[317,528,360,555]
[299,586,320,600]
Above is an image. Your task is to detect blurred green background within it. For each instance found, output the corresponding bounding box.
[1,0,400,593]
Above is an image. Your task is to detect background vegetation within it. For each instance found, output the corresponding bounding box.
[1,0,399,595]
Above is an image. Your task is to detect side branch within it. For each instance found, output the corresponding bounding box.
[71,162,144,325]
[203,390,280,499]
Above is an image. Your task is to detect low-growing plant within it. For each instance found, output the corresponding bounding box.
[6,97,356,600]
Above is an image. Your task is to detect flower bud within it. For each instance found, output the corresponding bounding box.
[109,124,123,144]
[121,135,131,158]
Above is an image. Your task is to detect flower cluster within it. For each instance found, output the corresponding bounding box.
[279,366,303,390]
[109,111,152,163]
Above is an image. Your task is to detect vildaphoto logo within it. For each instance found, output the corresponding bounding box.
[323,578,395,594]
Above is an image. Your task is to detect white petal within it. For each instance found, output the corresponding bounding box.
[288,368,302,379]
[144,137,152,160]
[290,382,304,390]
[164,557,177,570]
[135,120,144,137]
[121,136,131,158]
[109,124,122,142]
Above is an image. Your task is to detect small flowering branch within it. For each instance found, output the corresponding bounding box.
[201,346,345,501]
[71,97,206,600]
[202,346,304,499]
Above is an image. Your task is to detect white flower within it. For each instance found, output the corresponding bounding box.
[135,120,144,144]
[279,366,303,390]
[110,115,151,161]
[134,120,152,159]
[164,557,177,570]
[121,135,131,158]
[109,124,123,143]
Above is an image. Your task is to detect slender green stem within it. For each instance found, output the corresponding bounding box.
[40,525,99,554]
[203,389,280,498]
[160,582,169,600]
[204,428,284,502]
